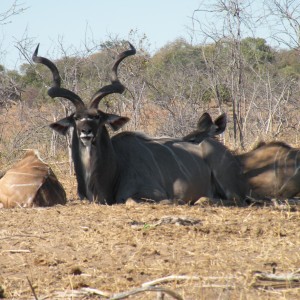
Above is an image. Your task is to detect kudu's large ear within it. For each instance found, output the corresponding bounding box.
[50,115,74,136]
[214,113,227,135]
[104,113,130,131]
[196,112,214,131]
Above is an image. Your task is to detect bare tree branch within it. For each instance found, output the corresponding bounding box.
[0,0,27,25]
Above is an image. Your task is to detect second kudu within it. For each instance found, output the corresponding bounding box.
[0,150,66,208]
[33,43,247,204]
[183,113,300,199]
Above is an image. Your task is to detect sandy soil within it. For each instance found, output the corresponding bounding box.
[0,199,300,300]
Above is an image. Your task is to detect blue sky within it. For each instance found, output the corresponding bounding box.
[1,0,204,69]
[0,0,293,70]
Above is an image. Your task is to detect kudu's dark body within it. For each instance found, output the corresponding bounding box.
[33,45,247,204]
[183,113,300,199]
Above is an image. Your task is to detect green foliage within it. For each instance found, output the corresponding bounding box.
[145,39,207,105]
[202,84,231,104]
[276,49,300,80]
[100,39,131,50]
[6,69,21,82]
[150,38,204,72]
[201,41,231,64]
[20,63,44,88]
[241,37,274,68]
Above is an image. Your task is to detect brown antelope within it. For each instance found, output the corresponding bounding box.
[0,150,67,208]
[33,43,247,205]
[183,113,300,199]
[237,141,300,199]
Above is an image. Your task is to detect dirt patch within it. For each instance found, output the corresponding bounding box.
[0,201,299,299]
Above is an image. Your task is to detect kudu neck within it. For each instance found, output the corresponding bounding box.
[78,126,118,204]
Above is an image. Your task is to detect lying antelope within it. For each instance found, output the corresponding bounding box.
[0,150,67,208]
[237,141,300,199]
[183,113,300,199]
[33,43,247,205]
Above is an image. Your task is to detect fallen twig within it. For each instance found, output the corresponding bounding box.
[252,270,300,289]
[53,286,183,300]
[81,287,111,297]
[53,288,110,298]
[109,286,183,300]
[44,274,240,299]
[253,270,300,282]
[2,249,31,253]
[0,234,47,240]
[142,275,236,292]
[142,275,201,287]
[27,277,39,300]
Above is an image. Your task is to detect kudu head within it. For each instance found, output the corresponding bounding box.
[182,112,227,143]
[32,43,136,146]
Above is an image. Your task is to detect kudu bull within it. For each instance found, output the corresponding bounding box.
[33,43,247,204]
[183,113,300,199]
[0,150,66,208]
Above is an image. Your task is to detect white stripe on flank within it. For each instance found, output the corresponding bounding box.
[283,149,291,175]
[186,149,205,171]
[295,150,300,171]
[281,149,300,189]
[10,183,40,187]
[273,147,283,190]
[176,143,204,172]
[135,137,165,185]
[8,172,41,177]
[153,141,191,180]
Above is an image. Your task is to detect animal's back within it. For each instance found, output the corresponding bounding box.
[0,150,66,208]
[239,142,300,198]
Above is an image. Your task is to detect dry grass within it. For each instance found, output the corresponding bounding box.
[0,201,299,299]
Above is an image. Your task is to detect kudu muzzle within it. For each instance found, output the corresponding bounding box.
[77,119,97,146]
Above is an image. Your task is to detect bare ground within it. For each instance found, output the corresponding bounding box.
[0,199,300,300]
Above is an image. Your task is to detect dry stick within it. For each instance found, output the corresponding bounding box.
[254,282,300,290]
[65,286,183,300]
[2,249,31,253]
[108,286,183,300]
[80,287,111,297]
[0,234,47,240]
[142,275,237,292]
[252,271,300,282]
[54,275,238,299]
[27,277,39,300]
[142,275,201,287]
